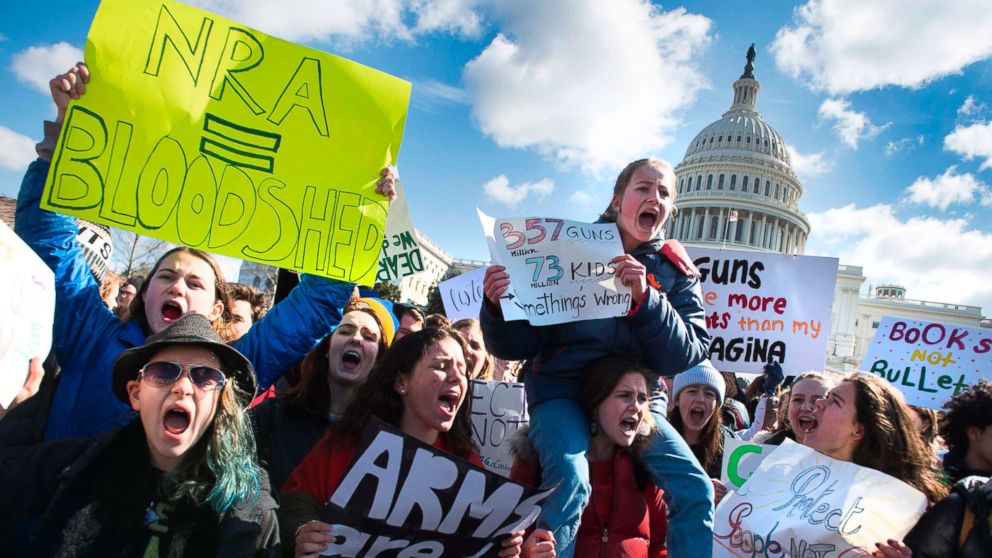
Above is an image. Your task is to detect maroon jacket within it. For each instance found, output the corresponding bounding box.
[511,448,668,558]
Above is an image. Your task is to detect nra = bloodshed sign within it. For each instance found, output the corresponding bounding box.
[478,209,631,326]
[321,419,552,557]
[43,0,411,286]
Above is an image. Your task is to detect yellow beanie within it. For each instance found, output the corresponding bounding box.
[354,297,396,347]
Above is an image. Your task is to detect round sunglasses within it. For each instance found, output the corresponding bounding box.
[139,361,227,391]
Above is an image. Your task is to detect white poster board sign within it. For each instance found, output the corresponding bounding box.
[441,266,489,322]
[861,316,990,410]
[470,380,529,477]
[689,247,838,374]
[0,221,56,407]
[377,180,424,283]
[713,440,927,558]
[478,210,630,326]
[720,437,774,489]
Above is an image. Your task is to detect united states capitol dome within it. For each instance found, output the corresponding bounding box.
[668,45,809,254]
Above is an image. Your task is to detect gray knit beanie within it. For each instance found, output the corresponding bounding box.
[672,360,725,405]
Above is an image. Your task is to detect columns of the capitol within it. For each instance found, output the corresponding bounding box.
[716,208,726,243]
[744,212,753,247]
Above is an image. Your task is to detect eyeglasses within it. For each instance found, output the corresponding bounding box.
[139,361,227,391]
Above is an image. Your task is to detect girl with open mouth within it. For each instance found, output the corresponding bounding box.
[250,296,394,490]
[758,372,835,446]
[481,158,712,557]
[800,373,949,558]
[511,357,669,558]
[0,313,278,555]
[280,326,525,558]
[668,361,737,506]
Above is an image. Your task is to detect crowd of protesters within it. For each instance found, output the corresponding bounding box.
[0,62,990,558]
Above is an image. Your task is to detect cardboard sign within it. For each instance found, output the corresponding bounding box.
[690,247,838,374]
[720,437,774,490]
[441,266,489,322]
[376,180,424,283]
[713,440,927,558]
[861,316,990,409]
[0,222,55,408]
[322,419,551,557]
[479,210,630,326]
[42,0,411,286]
[470,380,529,477]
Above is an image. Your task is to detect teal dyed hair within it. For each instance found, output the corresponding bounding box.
[166,381,261,515]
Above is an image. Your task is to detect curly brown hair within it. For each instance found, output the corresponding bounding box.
[845,373,948,504]
[329,326,478,458]
[228,283,269,321]
[940,379,992,454]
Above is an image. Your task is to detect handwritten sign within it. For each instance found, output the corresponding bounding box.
[713,440,926,558]
[470,380,529,477]
[323,418,551,557]
[0,222,55,408]
[442,266,489,322]
[377,180,424,283]
[690,247,838,373]
[42,0,411,286]
[861,316,990,409]
[479,210,630,326]
[720,437,774,490]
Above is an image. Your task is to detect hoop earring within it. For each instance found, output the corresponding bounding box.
[671,206,679,219]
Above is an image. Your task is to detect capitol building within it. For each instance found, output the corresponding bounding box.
[668,46,988,372]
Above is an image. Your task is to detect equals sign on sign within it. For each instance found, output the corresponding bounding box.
[200,113,282,173]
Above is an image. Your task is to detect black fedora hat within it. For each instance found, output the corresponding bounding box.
[112,313,256,405]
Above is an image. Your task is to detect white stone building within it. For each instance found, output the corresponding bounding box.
[397,229,453,305]
[671,46,987,373]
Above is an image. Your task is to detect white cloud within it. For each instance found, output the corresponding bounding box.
[786,144,833,178]
[483,175,553,208]
[771,0,992,94]
[905,166,992,211]
[411,0,484,37]
[807,203,992,309]
[11,42,84,94]
[569,190,596,206]
[0,127,36,172]
[817,98,888,149]
[416,79,468,104]
[945,121,992,170]
[463,0,712,174]
[190,0,485,44]
[884,135,924,157]
[957,95,986,117]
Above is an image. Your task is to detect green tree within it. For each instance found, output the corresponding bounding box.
[374,281,402,303]
[425,269,461,316]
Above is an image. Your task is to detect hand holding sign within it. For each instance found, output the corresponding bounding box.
[51,63,90,123]
[479,210,631,326]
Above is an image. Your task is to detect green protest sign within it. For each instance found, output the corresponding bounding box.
[42,0,411,285]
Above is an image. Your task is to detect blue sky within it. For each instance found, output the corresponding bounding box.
[2,0,992,312]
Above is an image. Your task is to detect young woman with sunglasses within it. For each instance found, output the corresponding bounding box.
[0,313,278,556]
[15,63,396,442]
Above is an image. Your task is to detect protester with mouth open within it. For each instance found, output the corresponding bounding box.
[481,158,712,557]
[668,361,737,505]
[799,373,948,558]
[758,372,835,446]
[512,357,669,558]
[279,326,525,558]
[250,297,394,490]
[0,313,279,556]
[15,63,398,442]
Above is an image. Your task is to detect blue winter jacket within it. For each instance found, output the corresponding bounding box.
[480,237,710,408]
[16,159,353,441]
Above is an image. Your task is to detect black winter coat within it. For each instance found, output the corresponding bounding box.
[905,476,992,558]
[0,420,279,557]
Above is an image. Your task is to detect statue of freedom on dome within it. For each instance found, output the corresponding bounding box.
[742,43,756,79]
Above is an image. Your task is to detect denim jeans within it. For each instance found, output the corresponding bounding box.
[527,398,714,557]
